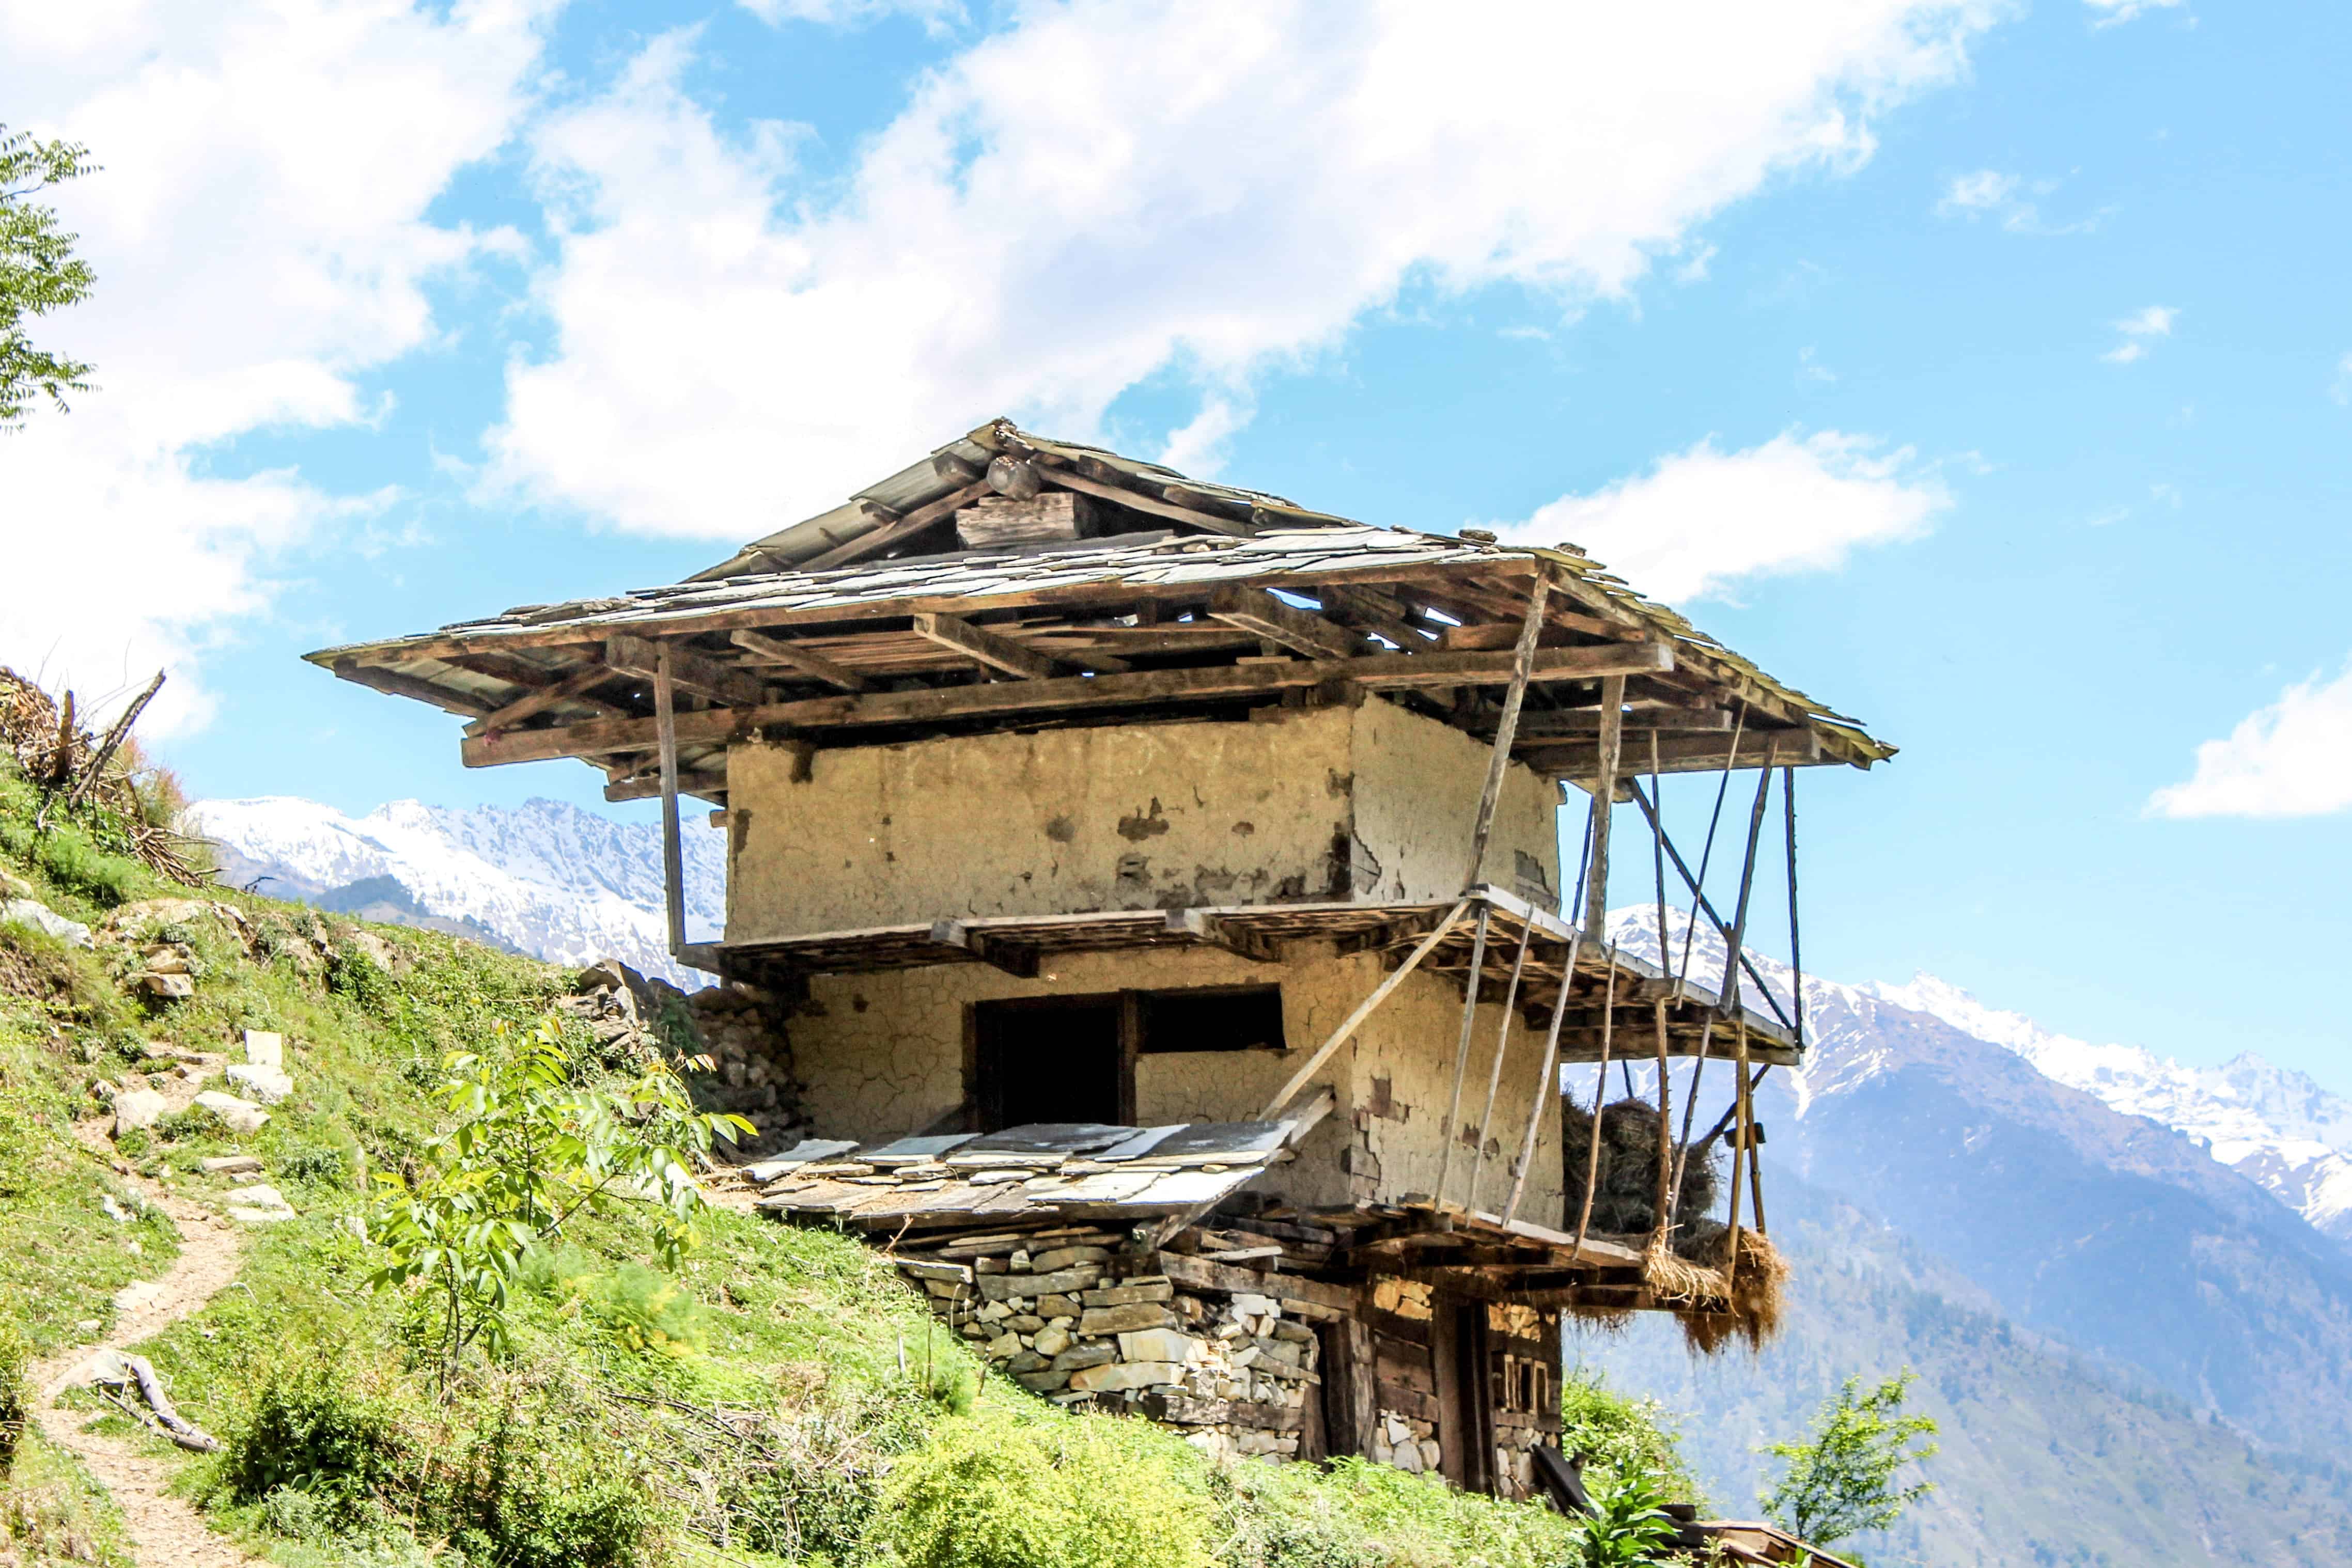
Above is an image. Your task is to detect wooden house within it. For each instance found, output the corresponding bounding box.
[309,417,1890,1498]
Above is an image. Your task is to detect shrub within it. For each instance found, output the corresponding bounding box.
[0,1316,28,1475]
[29,823,145,907]
[877,1410,1217,1568]
[279,1146,350,1189]
[221,1365,403,1504]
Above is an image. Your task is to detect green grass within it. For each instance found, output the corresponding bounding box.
[0,742,1653,1567]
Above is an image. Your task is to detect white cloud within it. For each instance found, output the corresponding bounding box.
[487,1,2003,539]
[2102,304,2177,364]
[0,0,553,734]
[2084,0,2186,26]
[2148,664,2352,819]
[739,0,963,28]
[1497,430,1950,604]
[1937,168,2018,213]
[1158,396,1251,479]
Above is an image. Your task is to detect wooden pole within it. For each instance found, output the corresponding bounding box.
[1435,906,1493,1200]
[1747,1065,1770,1235]
[1568,951,1617,1256]
[1724,1021,1750,1278]
[1582,674,1627,937]
[1463,920,1534,1211]
[1784,765,1804,1053]
[1258,898,1472,1120]
[1674,706,1744,990]
[655,646,686,959]
[1463,573,1552,891]
[1625,781,1794,1032]
[1651,998,1673,1245]
[1502,929,1580,1226]
[1649,732,1671,984]
[1668,747,1777,1216]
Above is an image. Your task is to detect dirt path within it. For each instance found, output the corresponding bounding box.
[27,1126,262,1568]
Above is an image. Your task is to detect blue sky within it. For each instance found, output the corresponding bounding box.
[6,0,2350,1090]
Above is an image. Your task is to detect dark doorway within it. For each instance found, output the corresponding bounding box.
[971,994,1126,1131]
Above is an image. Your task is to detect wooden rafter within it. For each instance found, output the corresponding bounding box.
[605,634,772,709]
[461,659,617,739]
[729,629,871,692]
[1207,586,1370,661]
[459,641,1676,768]
[801,480,993,570]
[911,613,1059,680]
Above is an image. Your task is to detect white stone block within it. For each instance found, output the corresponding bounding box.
[242,1029,285,1068]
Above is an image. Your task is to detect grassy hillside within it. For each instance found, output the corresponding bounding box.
[0,735,1637,1568]
[1584,1174,2352,1567]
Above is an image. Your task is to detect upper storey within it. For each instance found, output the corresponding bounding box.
[305,417,1894,810]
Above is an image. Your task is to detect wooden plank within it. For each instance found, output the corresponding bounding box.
[929,918,1040,978]
[1155,1251,1357,1315]
[460,643,1676,767]
[1505,708,1732,736]
[1583,673,1626,936]
[911,613,1061,680]
[1529,727,1821,779]
[1430,1300,1468,1486]
[1322,1312,1377,1457]
[1375,1382,1441,1424]
[655,648,686,958]
[729,629,870,692]
[334,658,498,719]
[605,634,772,709]
[956,491,1098,548]
[1207,586,1369,661]
[800,479,993,570]
[461,659,616,738]
[1043,468,1257,537]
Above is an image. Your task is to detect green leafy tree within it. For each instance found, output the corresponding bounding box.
[1761,1370,1940,1548]
[1575,1467,1679,1567]
[367,1013,751,1391]
[1,126,98,426]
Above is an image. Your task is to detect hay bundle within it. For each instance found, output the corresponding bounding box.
[1559,1097,1718,1238]
[0,667,206,886]
[1673,1226,1789,1355]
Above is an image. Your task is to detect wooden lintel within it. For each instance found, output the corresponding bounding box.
[911,613,1059,680]
[1504,708,1733,738]
[1207,586,1369,661]
[604,634,772,709]
[729,629,871,692]
[1536,727,1822,781]
[1165,908,1281,964]
[334,659,498,720]
[459,641,1677,768]
[929,918,1040,978]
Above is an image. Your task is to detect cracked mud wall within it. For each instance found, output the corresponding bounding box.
[724,699,1560,938]
[787,941,1567,1226]
[724,710,1356,939]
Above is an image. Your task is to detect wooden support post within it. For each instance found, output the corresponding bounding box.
[1784,765,1804,1052]
[1463,921,1535,1212]
[1258,898,1471,1120]
[1582,673,1626,936]
[1321,1308,1379,1459]
[1669,747,1778,1216]
[1747,1064,1770,1235]
[1649,732,1672,984]
[1435,906,1494,1200]
[1650,998,1674,1245]
[1672,707,1744,991]
[654,647,686,959]
[1725,1021,1750,1277]
[1463,573,1552,890]
[1568,954,1617,1256]
[1502,928,1579,1226]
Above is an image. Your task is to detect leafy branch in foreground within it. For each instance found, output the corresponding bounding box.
[1574,1467,1679,1567]
[366,1013,752,1392]
[1,126,98,426]
[1761,1369,1940,1548]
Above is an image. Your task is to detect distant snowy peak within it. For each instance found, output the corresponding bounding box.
[185,795,724,987]
[1601,905,2352,1245]
[1862,971,2352,1241]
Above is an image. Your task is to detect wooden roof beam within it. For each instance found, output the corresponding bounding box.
[459,641,1675,769]
[461,658,619,739]
[729,628,871,692]
[1532,727,1823,780]
[801,480,993,571]
[912,613,1058,680]
[930,918,1040,978]
[1042,467,1257,538]
[605,634,773,709]
[333,658,498,720]
[1206,586,1371,661]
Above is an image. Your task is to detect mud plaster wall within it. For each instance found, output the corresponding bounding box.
[723,700,1561,940]
[725,711,1353,939]
[788,941,1566,1226]
[1347,699,1560,903]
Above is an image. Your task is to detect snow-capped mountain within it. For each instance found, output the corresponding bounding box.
[1602,904,2352,1244]
[1863,972,2352,1242]
[185,796,725,986]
